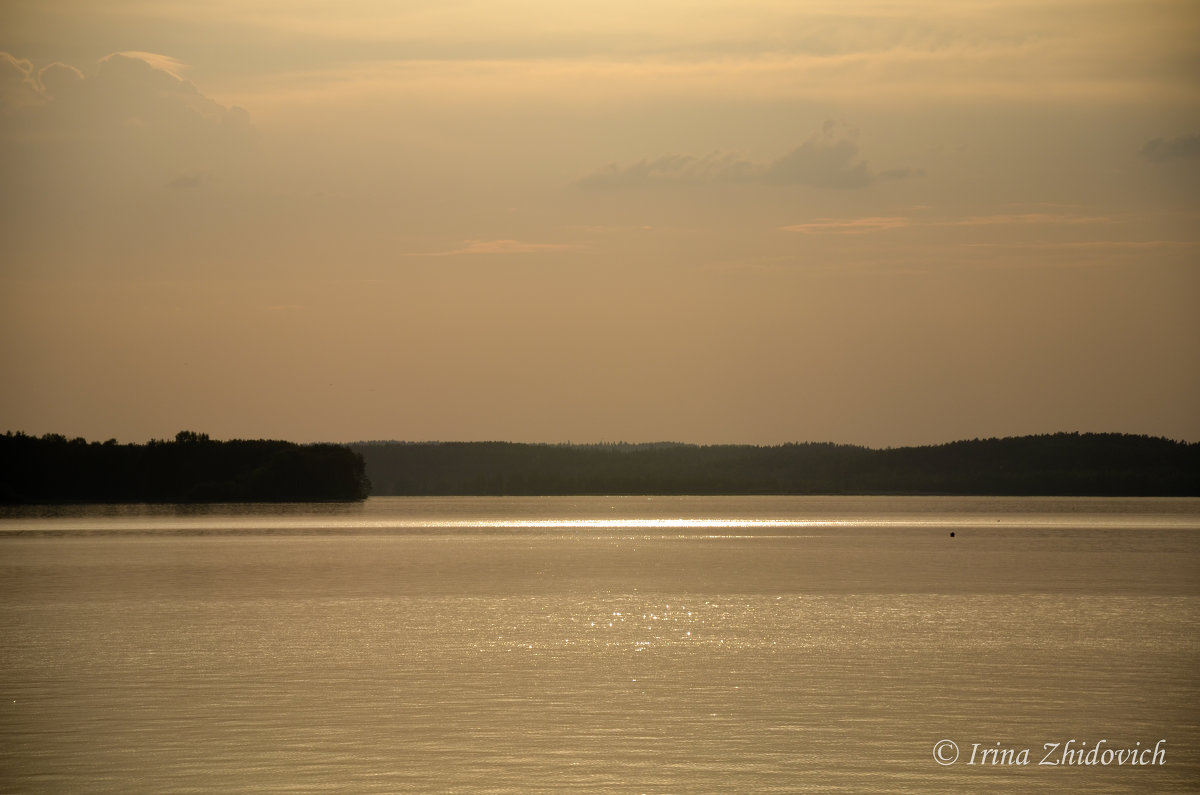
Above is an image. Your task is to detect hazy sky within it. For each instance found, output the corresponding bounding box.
[2,0,1198,447]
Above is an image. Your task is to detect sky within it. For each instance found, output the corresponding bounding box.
[1,0,1198,448]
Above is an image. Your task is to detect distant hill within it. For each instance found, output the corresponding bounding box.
[351,433,1199,496]
[1,431,370,503]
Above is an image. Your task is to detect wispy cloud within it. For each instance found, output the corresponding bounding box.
[110,51,190,80]
[946,213,1113,226]
[83,0,1200,109]
[0,52,42,109]
[781,212,1115,235]
[425,239,577,256]
[966,239,1200,251]
[782,217,911,234]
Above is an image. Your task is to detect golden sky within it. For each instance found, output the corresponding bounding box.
[2,0,1198,446]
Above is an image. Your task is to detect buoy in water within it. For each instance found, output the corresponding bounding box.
[949,532,956,538]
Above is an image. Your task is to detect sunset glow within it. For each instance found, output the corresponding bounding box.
[2,0,1197,446]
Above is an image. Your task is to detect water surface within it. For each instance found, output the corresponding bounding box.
[2,496,1198,792]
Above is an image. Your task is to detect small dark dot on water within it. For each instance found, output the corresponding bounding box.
[949,532,956,538]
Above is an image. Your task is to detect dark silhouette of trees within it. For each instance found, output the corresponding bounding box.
[351,433,1199,497]
[0,432,370,503]
[4,430,1194,502]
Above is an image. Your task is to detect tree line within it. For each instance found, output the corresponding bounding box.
[5,431,1195,502]
[351,433,1200,496]
[1,431,370,503]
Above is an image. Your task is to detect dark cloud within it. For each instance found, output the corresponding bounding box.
[577,151,758,189]
[879,167,918,181]
[37,62,86,102]
[1,52,258,276]
[762,137,871,188]
[167,172,206,190]
[578,127,912,190]
[1141,134,1200,163]
[0,51,254,157]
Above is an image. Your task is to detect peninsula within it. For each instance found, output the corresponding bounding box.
[1,431,370,504]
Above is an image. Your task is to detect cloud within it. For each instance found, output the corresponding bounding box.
[578,126,913,190]
[577,152,757,189]
[0,53,43,110]
[781,212,1111,234]
[37,62,86,102]
[88,53,252,140]
[112,52,189,80]
[167,171,207,189]
[967,240,1200,251]
[946,213,1112,226]
[0,51,254,159]
[426,239,577,256]
[1141,134,1200,163]
[763,136,872,189]
[782,217,911,234]
[78,0,1198,109]
[1,51,259,276]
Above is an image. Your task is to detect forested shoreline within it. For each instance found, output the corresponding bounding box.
[1,431,370,504]
[3,431,1196,502]
[353,433,1200,497]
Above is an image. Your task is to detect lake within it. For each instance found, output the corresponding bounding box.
[2,496,1198,793]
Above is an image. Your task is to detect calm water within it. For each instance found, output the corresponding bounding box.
[1,496,1198,793]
